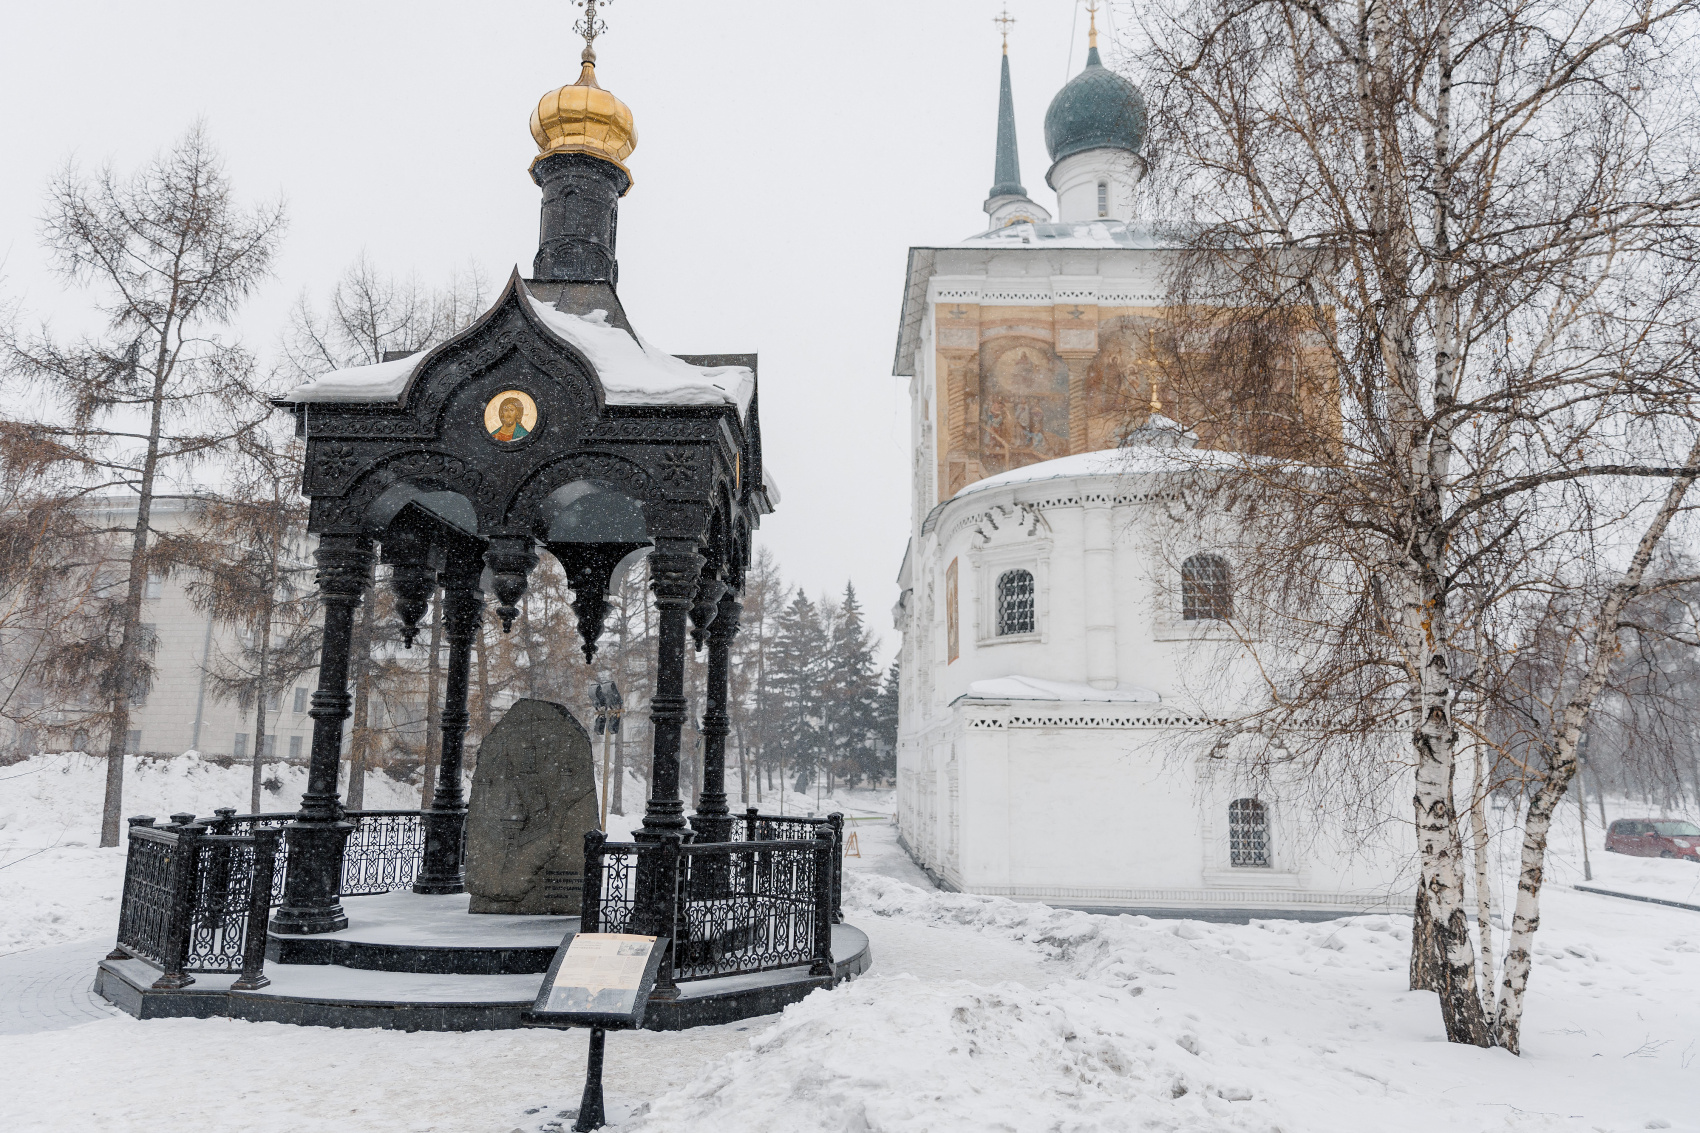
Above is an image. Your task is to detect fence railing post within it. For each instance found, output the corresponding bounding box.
[108,816,156,962]
[233,828,280,991]
[581,830,606,932]
[827,813,844,924]
[152,823,204,990]
[745,806,759,842]
[651,834,683,1001]
[810,828,835,977]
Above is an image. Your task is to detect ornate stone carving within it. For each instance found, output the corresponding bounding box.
[660,450,698,486]
[317,442,360,480]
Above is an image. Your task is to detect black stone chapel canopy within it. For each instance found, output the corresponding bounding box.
[267,46,774,937]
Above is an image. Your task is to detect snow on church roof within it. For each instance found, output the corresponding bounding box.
[280,289,755,418]
[962,675,1160,703]
[955,219,1170,250]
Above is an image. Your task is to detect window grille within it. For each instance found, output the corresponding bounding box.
[1181,554,1232,621]
[1097,182,1109,217]
[1229,798,1270,867]
[996,569,1036,636]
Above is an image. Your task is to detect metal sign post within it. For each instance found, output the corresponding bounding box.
[522,929,667,1132]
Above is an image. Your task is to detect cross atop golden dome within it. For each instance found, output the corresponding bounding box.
[529,0,637,189]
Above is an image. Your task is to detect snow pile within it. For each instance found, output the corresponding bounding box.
[1583,850,1700,906]
[626,974,1272,1133]
[623,868,1696,1132]
[624,874,1402,1133]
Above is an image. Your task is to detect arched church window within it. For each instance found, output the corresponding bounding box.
[1181,554,1232,621]
[1229,798,1270,867]
[1097,182,1109,217]
[996,569,1035,636]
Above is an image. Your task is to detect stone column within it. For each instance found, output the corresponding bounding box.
[1083,502,1118,690]
[414,542,485,895]
[690,592,741,846]
[272,534,374,935]
[638,536,705,840]
[633,535,704,938]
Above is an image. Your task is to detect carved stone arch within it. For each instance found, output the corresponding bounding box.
[310,449,486,535]
[394,272,606,432]
[503,450,654,532]
[412,328,603,441]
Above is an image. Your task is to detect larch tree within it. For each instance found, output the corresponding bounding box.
[177,427,317,813]
[1,125,284,845]
[1135,0,1700,1048]
[0,423,105,753]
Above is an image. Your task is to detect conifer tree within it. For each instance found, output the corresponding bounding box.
[771,589,828,798]
[823,582,880,788]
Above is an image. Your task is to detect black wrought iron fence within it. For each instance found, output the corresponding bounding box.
[212,809,428,905]
[737,809,844,923]
[109,816,277,991]
[340,811,428,895]
[581,829,835,990]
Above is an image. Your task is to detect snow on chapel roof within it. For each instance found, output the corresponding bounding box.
[280,285,754,418]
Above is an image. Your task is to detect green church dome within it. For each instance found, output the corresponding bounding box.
[1043,45,1146,164]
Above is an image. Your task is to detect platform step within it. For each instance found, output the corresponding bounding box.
[267,890,576,975]
[94,924,873,1032]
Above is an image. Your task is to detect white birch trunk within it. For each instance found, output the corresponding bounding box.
[1495,437,1700,1051]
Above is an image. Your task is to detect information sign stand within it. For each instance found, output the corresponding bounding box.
[522,931,669,1131]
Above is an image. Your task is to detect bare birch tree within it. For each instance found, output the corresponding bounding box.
[1133,0,1700,1048]
[1,125,284,844]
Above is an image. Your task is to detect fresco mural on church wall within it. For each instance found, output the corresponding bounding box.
[1086,317,1159,452]
[977,340,1070,475]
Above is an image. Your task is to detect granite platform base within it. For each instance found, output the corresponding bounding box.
[93,891,871,1031]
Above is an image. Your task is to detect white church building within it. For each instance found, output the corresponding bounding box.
[890,21,1411,919]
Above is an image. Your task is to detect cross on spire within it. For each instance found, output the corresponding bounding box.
[994,7,1016,53]
[573,0,612,62]
[1086,0,1100,48]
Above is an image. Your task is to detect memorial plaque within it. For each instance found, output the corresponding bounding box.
[466,698,599,915]
[525,932,668,1030]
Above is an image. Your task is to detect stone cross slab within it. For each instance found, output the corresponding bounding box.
[466,699,600,915]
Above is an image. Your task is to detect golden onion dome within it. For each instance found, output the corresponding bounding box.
[529,51,638,189]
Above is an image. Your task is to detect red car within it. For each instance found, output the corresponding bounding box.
[1606,818,1700,861]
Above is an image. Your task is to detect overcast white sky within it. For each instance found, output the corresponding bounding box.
[0,0,1126,657]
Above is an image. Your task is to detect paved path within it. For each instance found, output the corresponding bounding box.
[0,937,117,1035]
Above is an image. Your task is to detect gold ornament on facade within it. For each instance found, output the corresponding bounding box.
[530,0,637,187]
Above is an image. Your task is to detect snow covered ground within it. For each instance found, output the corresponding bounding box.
[1,761,1695,1132]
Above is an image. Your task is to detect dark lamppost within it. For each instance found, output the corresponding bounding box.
[593,670,622,830]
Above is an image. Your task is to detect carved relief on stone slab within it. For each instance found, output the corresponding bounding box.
[465,698,599,915]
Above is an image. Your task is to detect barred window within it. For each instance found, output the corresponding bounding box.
[1229,798,1270,867]
[996,569,1036,636]
[1097,181,1109,217]
[1181,554,1232,621]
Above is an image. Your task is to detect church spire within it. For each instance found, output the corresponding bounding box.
[988,9,1025,200]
